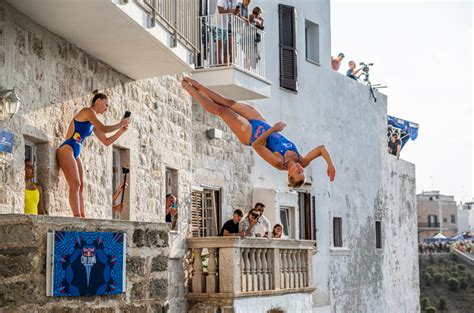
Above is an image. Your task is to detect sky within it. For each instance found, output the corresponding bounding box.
[331,0,473,203]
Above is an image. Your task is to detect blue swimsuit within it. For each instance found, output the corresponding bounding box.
[249,119,300,162]
[60,119,94,159]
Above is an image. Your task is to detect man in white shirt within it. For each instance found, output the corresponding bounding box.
[253,202,271,237]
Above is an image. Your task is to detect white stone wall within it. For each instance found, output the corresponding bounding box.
[234,293,313,313]
[248,1,420,312]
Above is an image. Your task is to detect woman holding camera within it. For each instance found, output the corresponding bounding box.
[57,90,130,218]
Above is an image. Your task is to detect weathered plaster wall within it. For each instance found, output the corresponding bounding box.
[249,1,420,312]
[233,292,313,313]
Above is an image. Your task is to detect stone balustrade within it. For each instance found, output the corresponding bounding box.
[187,237,315,298]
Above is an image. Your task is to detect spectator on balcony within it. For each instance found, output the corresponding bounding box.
[237,0,251,20]
[220,209,244,236]
[254,202,271,237]
[216,0,240,65]
[387,132,401,159]
[182,78,336,189]
[346,60,363,81]
[240,208,261,237]
[269,224,284,239]
[57,90,130,218]
[331,53,345,71]
[165,194,178,230]
[24,159,46,215]
[249,6,264,30]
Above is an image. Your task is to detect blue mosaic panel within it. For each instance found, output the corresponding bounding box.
[52,231,125,297]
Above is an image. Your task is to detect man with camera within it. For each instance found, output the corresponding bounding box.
[346,60,364,81]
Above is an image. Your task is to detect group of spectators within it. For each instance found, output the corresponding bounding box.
[331,52,365,81]
[419,242,451,254]
[220,203,284,239]
[215,0,264,66]
[418,241,474,254]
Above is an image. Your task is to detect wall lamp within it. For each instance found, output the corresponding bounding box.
[0,88,21,120]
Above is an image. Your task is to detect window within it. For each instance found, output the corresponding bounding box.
[165,167,178,196]
[443,218,448,223]
[191,188,221,237]
[299,192,316,240]
[112,147,130,220]
[451,215,456,223]
[428,214,438,227]
[280,206,295,239]
[333,217,343,247]
[279,4,297,92]
[375,221,382,249]
[305,20,320,64]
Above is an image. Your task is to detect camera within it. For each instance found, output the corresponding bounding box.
[122,167,130,174]
[359,62,374,73]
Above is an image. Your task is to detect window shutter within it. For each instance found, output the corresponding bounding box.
[279,4,297,92]
[191,191,203,237]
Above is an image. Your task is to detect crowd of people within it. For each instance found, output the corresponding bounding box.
[215,0,264,67]
[418,241,474,254]
[220,203,285,239]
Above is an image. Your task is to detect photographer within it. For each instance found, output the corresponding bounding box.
[240,208,261,237]
[346,60,364,81]
[165,194,178,230]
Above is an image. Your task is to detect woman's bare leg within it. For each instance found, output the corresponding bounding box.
[57,146,81,217]
[76,157,86,218]
[184,77,267,122]
[183,81,252,144]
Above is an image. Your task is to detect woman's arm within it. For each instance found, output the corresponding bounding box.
[112,183,127,202]
[300,145,336,181]
[93,126,128,147]
[81,108,128,133]
[37,184,47,215]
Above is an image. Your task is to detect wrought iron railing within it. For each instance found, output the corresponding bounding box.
[196,14,266,78]
[135,0,200,52]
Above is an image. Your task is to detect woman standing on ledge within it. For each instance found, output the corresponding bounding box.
[57,90,130,218]
[182,77,336,188]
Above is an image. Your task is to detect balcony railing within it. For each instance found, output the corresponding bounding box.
[187,237,315,298]
[135,0,200,52]
[196,14,266,79]
[418,223,440,228]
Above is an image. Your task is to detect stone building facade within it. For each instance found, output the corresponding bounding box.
[0,0,252,223]
[417,191,458,241]
[0,0,420,312]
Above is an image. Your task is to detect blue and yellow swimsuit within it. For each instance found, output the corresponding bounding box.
[249,119,300,163]
[60,119,94,159]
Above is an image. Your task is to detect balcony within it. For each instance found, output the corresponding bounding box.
[7,0,199,78]
[418,222,440,228]
[186,237,315,311]
[193,14,271,101]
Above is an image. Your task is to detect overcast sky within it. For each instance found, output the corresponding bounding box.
[331,0,473,203]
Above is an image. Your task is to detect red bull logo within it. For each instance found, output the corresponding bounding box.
[72,132,82,143]
[254,126,266,140]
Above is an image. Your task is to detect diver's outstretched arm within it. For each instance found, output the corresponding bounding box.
[300,145,336,181]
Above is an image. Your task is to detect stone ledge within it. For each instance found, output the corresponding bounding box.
[187,287,316,301]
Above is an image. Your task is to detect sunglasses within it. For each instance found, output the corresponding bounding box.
[251,213,259,218]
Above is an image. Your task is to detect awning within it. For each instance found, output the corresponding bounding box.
[387,115,419,149]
